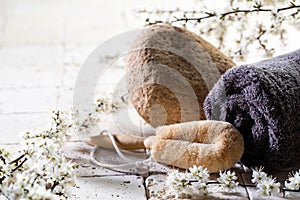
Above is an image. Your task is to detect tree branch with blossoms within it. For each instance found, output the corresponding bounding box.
[163,165,300,198]
[137,0,300,62]
[143,3,300,24]
[0,110,77,199]
[0,97,124,199]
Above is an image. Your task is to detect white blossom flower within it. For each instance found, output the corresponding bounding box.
[257,176,281,196]
[72,97,123,136]
[189,165,209,182]
[27,184,59,200]
[251,167,281,197]
[4,173,60,199]
[0,159,11,179]
[166,169,191,197]
[0,148,10,160]
[166,170,190,189]
[217,170,239,192]
[188,165,210,195]
[285,170,300,190]
[251,166,268,184]
[195,181,209,196]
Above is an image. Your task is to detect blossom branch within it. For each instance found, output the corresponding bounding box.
[139,1,300,61]
[188,179,258,188]
[12,157,27,172]
[0,156,5,165]
[51,180,59,192]
[145,4,300,25]
[9,154,26,165]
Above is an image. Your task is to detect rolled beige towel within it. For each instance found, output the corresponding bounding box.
[88,120,244,173]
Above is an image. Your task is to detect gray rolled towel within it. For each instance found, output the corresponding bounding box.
[204,49,300,171]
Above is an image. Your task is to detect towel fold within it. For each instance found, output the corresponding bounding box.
[204,49,300,171]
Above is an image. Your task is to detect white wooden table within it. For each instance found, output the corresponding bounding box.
[0,0,299,199]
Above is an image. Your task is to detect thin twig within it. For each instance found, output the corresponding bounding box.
[146,4,300,25]
[51,180,59,192]
[0,176,4,184]
[12,158,27,172]
[256,29,267,51]
[0,156,5,164]
[9,154,26,165]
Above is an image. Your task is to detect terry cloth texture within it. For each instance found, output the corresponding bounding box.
[204,49,300,171]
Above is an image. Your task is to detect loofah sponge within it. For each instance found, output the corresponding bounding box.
[87,120,244,173]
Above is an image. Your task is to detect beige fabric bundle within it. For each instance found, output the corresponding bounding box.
[88,120,244,173]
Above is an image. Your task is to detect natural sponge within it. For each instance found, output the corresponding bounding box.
[87,120,244,173]
[126,24,235,127]
[144,120,244,173]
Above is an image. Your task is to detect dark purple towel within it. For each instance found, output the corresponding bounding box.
[204,49,300,171]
